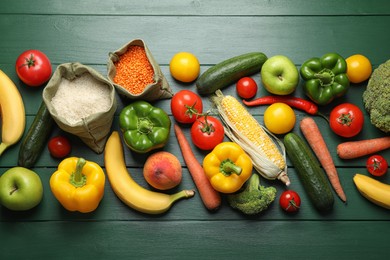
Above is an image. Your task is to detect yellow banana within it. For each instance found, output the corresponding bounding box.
[0,69,26,156]
[353,174,390,209]
[104,131,195,214]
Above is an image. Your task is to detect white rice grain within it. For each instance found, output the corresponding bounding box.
[51,73,111,125]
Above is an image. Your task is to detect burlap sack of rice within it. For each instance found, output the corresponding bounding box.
[107,38,173,101]
[42,62,117,154]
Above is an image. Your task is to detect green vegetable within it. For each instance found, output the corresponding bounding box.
[227,173,276,215]
[119,100,171,153]
[18,101,55,168]
[300,53,350,105]
[362,59,390,133]
[284,133,334,211]
[196,52,267,96]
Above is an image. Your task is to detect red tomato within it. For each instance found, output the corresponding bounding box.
[236,77,258,99]
[279,190,301,213]
[329,103,364,138]
[48,136,71,159]
[190,116,225,150]
[366,155,388,177]
[171,90,203,124]
[15,50,52,87]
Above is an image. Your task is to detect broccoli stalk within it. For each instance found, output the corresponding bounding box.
[227,173,277,215]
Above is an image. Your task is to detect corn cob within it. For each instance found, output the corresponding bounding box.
[212,90,290,185]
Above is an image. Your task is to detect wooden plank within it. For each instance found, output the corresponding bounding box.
[1,61,387,169]
[0,1,389,258]
[0,64,377,115]
[1,166,389,221]
[1,0,389,15]
[0,220,389,259]
[0,15,389,65]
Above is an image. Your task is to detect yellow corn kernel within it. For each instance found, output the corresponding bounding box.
[219,95,286,170]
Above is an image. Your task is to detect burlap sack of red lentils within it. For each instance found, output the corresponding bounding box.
[42,62,117,154]
[107,38,173,101]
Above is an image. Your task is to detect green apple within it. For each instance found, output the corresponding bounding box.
[261,55,299,95]
[0,167,43,211]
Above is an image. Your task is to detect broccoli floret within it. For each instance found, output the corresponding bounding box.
[227,173,276,215]
[362,59,390,133]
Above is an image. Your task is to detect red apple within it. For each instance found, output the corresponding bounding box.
[143,151,182,190]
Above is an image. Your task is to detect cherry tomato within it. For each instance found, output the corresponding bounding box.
[191,115,225,150]
[329,103,364,138]
[346,54,372,84]
[236,77,258,99]
[48,136,71,159]
[169,52,200,83]
[264,103,296,134]
[366,155,388,177]
[171,90,203,124]
[279,190,301,213]
[15,50,52,87]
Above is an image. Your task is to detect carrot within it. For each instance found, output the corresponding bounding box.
[337,136,390,159]
[300,117,347,203]
[174,124,221,211]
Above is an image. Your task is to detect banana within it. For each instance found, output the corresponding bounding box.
[353,174,390,209]
[104,131,195,214]
[0,69,26,156]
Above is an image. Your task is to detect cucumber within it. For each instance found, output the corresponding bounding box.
[18,101,55,168]
[284,133,334,211]
[195,52,267,95]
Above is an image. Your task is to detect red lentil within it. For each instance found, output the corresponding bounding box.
[113,46,154,95]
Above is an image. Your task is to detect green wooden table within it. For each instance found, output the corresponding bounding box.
[1,1,389,259]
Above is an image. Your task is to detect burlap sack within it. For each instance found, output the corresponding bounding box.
[42,62,117,154]
[107,38,173,101]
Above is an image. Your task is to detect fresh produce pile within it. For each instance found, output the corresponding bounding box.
[0,46,389,216]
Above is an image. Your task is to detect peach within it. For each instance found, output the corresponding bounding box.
[143,151,182,190]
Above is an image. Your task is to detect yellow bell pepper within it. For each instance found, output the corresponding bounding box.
[50,157,105,213]
[203,142,253,193]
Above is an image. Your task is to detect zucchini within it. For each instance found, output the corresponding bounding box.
[284,133,334,211]
[195,52,267,96]
[18,101,55,168]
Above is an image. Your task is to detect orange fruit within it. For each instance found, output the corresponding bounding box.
[346,54,372,84]
[169,52,200,83]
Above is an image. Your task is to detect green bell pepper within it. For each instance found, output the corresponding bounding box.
[300,53,350,105]
[119,101,171,153]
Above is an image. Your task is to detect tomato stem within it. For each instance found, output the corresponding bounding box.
[199,113,215,135]
[24,54,36,68]
[337,113,353,126]
[286,198,300,211]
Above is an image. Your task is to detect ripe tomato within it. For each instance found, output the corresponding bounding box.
[171,90,203,124]
[191,115,225,150]
[279,190,301,213]
[236,77,258,99]
[329,103,364,138]
[264,103,296,134]
[169,52,200,83]
[15,50,52,87]
[48,136,71,159]
[346,54,372,84]
[366,155,388,177]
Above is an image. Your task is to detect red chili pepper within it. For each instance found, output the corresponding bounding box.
[243,96,328,121]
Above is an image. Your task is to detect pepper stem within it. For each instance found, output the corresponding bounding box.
[70,158,87,188]
[314,69,334,86]
[220,159,242,177]
[138,118,153,134]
